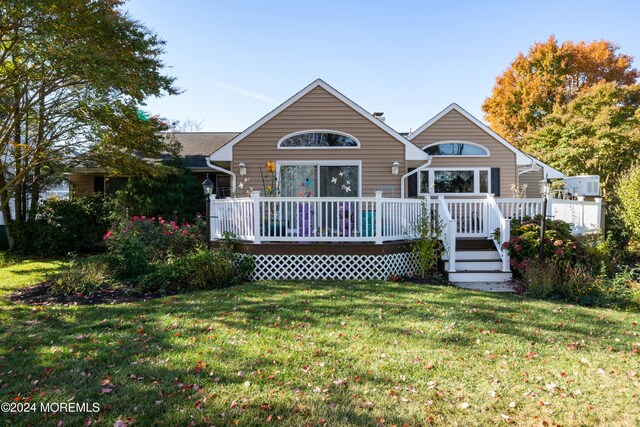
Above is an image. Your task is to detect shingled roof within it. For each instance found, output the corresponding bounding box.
[168,132,238,169]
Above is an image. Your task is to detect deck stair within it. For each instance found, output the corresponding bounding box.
[444,239,512,284]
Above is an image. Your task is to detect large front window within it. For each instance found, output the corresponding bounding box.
[279,162,360,197]
[419,169,490,195]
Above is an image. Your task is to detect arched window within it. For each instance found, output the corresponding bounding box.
[278,130,360,149]
[423,141,489,156]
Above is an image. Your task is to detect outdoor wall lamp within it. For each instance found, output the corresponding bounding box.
[238,162,247,177]
[392,161,400,176]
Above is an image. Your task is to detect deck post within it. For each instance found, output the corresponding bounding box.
[375,191,383,244]
[209,195,216,242]
[252,191,261,244]
[594,197,604,234]
[545,193,553,218]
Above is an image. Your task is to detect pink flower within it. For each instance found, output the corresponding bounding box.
[514,244,522,252]
[132,215,139,221]
[103,231,113,240]
[182,230,187,235]
[141,216,146,220]
[502,242,510,249]
[554,240,564,247]
[150,217,155,221]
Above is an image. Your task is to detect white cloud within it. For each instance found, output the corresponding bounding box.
[208,79,277,103]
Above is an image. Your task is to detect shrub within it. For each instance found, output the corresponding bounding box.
[137,248,238,293]
[104,215,206,264]
[52,255,113,295]
[108,234,151,280]
[522,259,563,298]
[11,194,111,257]
[412,204,444,275]
[107,158,205,224]
[501,216,583,276]
[615,163,640,242]
[519,256,640,308]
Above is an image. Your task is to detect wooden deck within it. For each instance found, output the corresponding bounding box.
[211,240,415,256]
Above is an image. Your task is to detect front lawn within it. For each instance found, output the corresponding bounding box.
[0,261,638,426]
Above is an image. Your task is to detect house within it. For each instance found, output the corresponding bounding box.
[68,132,238,198]
[68,79,601,284]
[208,79,563,201]
[204,79,601,284]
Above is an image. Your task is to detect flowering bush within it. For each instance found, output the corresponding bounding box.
[104,214,206,264]
[54,213,252,295]
[501,216,582,275]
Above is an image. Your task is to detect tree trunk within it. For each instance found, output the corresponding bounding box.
[29,90,47,220]
[0,174,14,250]
[13,86,23,224]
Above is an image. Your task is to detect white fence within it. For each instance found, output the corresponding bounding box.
[210,194,604,273]
[551,198,602,234]
[496,198,544,220]
[211,191,438,244]
[495,196,603,235]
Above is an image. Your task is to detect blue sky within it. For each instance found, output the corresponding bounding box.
[125,0,640,133]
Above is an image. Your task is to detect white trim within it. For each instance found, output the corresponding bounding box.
[407,104,565,178]
[277,129,361,149]
[418,167,491,196]
[205,158,236,194]
[210,79,427,162]
[422,140,490,157]
[400,156,433,198]
[276,160,363,197]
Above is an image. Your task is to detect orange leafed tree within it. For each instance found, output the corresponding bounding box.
[482,36,638,145]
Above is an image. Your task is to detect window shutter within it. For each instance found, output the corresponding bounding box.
[408,168,417,198]
[490,168,500,196]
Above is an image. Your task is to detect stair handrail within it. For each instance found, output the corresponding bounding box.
[486,194,511,272]
[438,196,456,272]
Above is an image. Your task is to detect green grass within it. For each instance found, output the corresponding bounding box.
[0,260,639,426]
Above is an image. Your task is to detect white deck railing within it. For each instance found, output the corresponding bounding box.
[210,194,603,249]
[497,198,544,220]
[486,195,511,272]
[445,198,487,237]
[551,198,602,234]
[210,197,254,241]
[211,191,439,244]
[438,196,457,272]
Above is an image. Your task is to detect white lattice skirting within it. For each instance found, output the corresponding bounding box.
[241,252,421,281]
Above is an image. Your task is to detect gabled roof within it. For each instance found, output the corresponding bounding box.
[170,132,239,156]
[210,79,427,161]
[408,103,564,178]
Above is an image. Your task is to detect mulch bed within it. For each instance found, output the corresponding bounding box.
[9,281,174,306]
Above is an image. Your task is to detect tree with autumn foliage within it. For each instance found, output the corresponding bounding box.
[482,36,638,145]
[0,0,179,248]
[522,82,640,200]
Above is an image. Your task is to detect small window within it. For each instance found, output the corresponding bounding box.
[278,131,359,148]
[418,169,491,195]
[424,142,488,156]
